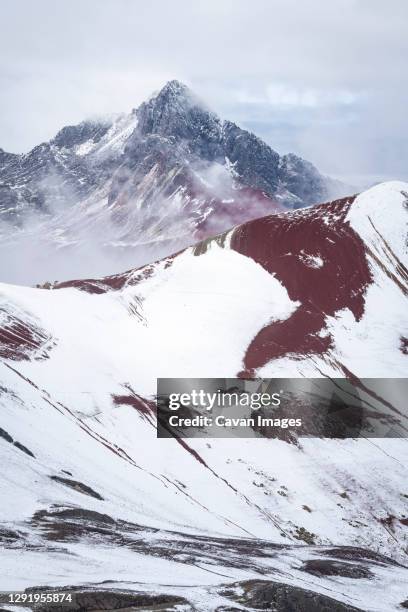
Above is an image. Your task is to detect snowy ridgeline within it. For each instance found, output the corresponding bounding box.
[0,182,407,611]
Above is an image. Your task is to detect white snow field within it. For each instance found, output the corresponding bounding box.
[0,182,407,611]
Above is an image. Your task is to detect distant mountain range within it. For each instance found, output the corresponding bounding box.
[0,80,349,284]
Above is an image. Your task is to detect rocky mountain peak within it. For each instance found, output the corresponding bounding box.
[157,79,194,101]
[147,80,202,111]
[0,79,348,255]
[132,81,330,204]
[136,80,219,144]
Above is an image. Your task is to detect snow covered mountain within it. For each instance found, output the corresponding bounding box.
[0,181,407,610]
[0,80,347,285]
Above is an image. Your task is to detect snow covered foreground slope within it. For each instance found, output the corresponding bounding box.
[0,182,408,611]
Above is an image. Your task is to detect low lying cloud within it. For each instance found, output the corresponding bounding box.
[0,157,273,286]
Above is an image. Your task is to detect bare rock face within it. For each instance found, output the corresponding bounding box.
[228,579,365,611]
[134,80,281,196]
[279,152,328,206]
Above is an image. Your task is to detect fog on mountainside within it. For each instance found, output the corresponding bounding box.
[0,81,350,286]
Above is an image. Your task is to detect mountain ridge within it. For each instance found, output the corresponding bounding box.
[0,181,407,610]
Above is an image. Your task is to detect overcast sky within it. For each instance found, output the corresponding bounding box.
[1,0,407,185]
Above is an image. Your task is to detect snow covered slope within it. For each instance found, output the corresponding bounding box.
[0,182,408,611]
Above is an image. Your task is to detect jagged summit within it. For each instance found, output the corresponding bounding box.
[136,79,216,141]
[156,79,195,98]
[147,80,204,110]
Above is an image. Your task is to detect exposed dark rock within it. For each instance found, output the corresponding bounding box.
[318,546,404,566]
[21,511,407,612]
[302,558,373,578]
[225,579,364,611]
[13,441,35,457]
[0,527,20,543]
[0,426,34,457]
[49,476,103,500]
[0,426,13,444]
[52,120,111,150]
[34,508,115,524]
[134,81,282,199]
[0,147,18,169]
[222,120,280,195]
[293,526,316,544]
[24,587,186,612]
[279,153,327,206]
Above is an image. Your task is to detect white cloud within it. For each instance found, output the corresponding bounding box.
[264,84,356,108]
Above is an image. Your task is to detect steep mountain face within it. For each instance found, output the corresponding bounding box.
[0,81,344,285]
[0,182,407,610]
[133,81,282,196]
